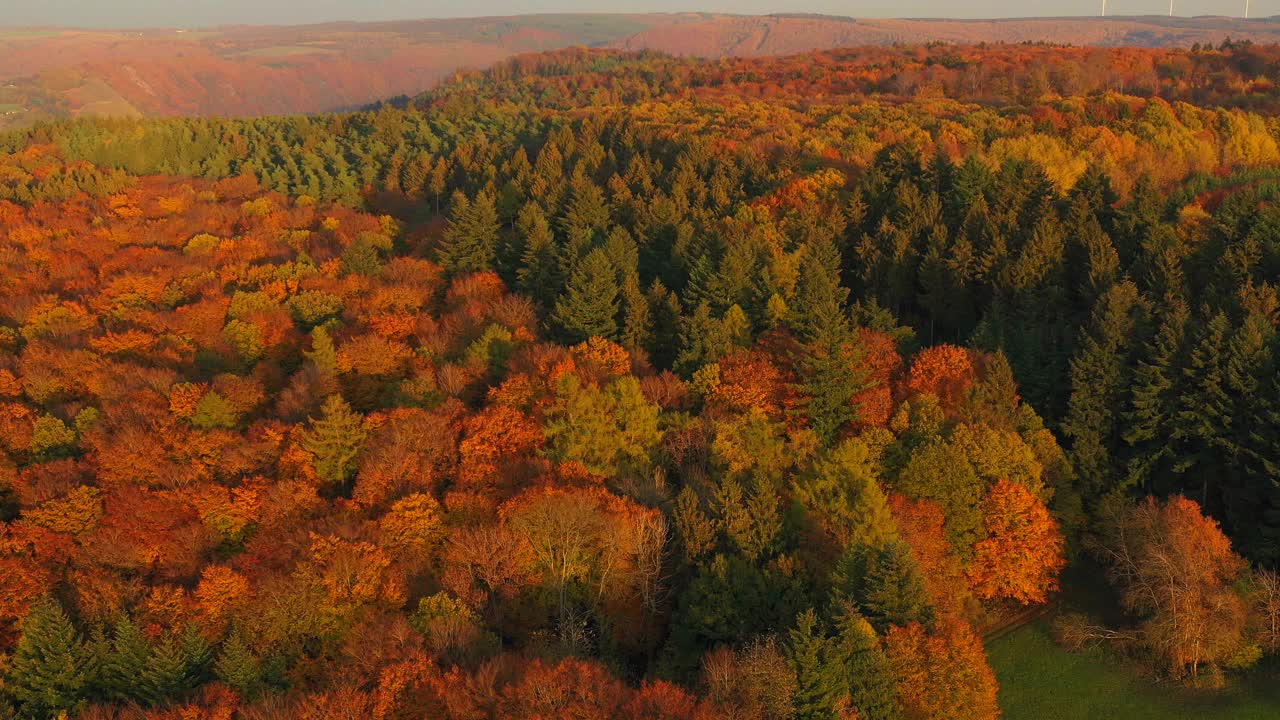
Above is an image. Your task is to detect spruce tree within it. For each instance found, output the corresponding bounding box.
[1219,312,1280,561]
[141,637,188,705]
[791,237,851,340]
[438,190,500,275]
[1172,312,1232,506]
[860,541,934,631]
[558,179,611,275]
[301,395,367,496]
[514,203,560,309]
[788,609,844,720]
[400,151,432,198]
[8,597,91,720]
[213,630,262,701]
[1063,195,1120,310]
[621,275,654,356]
[552,249,620,343]
[1061,281,1145,503]
[100,615,151,704]
[1124,301,1188,494]
[646,279,682,369]
[790,238,868,446]
[834,607,902,720]
[179,625,213,694]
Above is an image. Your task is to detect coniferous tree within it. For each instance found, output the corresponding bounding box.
[1172,312,1232,507]
[794,439,897,553]
[788,609,845,720]
[1063,195,1120,310]
[1219,311,1280,561]
[438,190,501,275]
[552,249,620,343]
[301,395,367,496]
[8,597,92,720]
[1125,301,1189,494]
[860,541,935,632]
[401,151,432,198]
[834,607,902,720]
[558,179,611,276]
[646,279,683,369]
[791,238,868,445]
[178,625,213,694]
[995,204,1072,420]
[515,203,560,309]
[100,616,151,704]
[621,275,654,356]
[213,630,263,701]
[1061,281,1146,503]
[142,638,188,706]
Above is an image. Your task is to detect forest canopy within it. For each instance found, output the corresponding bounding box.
[1,40,1280,719]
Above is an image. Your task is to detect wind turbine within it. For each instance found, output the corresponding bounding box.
[1100,0,1106,16]
[1245,0,1250,18]
[1169,0,1175,16]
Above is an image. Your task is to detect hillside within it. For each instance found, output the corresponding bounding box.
[6,39,1280,719]
[0,15,697,128]
[3,14,1280,130]
[613,15,1280,56]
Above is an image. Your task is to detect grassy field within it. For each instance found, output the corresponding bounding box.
[989,619,1280,719]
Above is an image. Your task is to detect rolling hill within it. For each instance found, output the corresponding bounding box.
[1,13,1278,129]
[612,14,1280,56]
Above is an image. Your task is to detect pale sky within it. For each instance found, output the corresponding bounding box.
[0,0,1269,29]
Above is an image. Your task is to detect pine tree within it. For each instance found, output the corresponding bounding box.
[788,609,845,720]
[552,249,620,343]
[1124,301,1188,493]
[1061,281,1145,503]
[791,237,851,340]
[790,238,868,446]
[514,203,560,309]
[1219,312,1280,561]
[214,630,262,701]
[646,279,682,370]
[621,275,654,356]
[438,190,501,275]
[1172,312,1232,507]
[8,597,91,720]
[558,179,611,273]
[834,607,902,720]
[860,541,935,632]
[141,637,188,705]
[301,395,367,495]
[178,625,213,693]
[100,615,151,704]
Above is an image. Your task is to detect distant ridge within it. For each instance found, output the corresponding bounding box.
[2,13,1278,129]
[612,15,1280,58]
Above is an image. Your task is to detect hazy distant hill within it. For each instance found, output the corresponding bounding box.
[2,13,1277,129]
[612,15,1280,57]
[0,15,696,128]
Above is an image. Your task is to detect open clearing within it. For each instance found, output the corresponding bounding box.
[989,620,1280,720]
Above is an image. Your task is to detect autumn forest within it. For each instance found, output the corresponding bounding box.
[3,34,1280,720]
